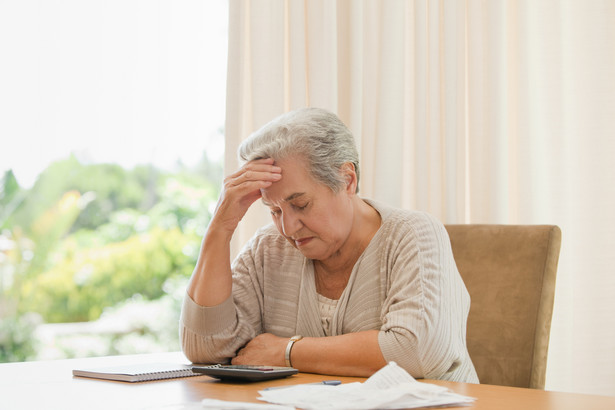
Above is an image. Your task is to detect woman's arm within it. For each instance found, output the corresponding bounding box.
[186,158,281,307]
[180,159,281,364]
[232,330,387,377]
[376,213,472,379]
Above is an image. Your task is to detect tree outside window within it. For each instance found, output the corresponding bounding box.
[0,1,228,362]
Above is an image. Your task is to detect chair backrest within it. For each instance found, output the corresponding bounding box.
[445,224,561,389]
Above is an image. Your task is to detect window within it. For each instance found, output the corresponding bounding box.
[0,1,228,361]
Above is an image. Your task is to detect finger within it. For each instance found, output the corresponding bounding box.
[226,168,281,189]
[250,157,275,165]
[239,169,281,185]
[236,165,280,180]
[227,158,275,176]
[223,177,276,197]
[232,158,281,177]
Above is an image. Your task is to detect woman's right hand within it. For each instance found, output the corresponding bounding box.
[210,158,282,234]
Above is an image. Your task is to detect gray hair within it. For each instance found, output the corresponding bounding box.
[238,107,360,193]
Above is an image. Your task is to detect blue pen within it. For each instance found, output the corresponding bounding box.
[317,380,342,386]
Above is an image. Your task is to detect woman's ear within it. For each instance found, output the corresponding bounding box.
[341,162,358,194]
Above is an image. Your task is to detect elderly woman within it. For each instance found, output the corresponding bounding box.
[180,108,478,382]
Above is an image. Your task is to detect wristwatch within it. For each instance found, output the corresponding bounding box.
[285,335,303,368]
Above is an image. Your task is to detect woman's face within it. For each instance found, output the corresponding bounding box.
[260,156,356,261]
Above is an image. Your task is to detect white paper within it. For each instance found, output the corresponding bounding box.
[201,398,295,410]
[257,362,476,410]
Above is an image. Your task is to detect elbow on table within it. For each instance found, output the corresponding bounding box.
[179,326,231,365]
[180,341,232,366]
[379,328,461,380]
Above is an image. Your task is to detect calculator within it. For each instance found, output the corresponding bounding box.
[191,364,298,381]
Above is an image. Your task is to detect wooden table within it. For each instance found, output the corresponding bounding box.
[1,351,614,409]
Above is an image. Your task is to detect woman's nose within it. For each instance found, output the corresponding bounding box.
[281,211,301,237]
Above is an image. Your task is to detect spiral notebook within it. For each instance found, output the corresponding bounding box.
[72,363,198,383]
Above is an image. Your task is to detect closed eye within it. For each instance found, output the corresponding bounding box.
[292,203,308,211]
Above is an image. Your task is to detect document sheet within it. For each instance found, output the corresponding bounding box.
[257,362,476,410]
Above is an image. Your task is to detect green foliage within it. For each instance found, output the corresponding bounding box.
[1,170,21,206]
[18,227,197,323]
[0,170,25,230]
[0,313,42,362]
[9,156,151,233]
[0,153,221,361]
[26,191,84,274]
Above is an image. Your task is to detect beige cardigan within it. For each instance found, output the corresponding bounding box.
[180,199,479,382]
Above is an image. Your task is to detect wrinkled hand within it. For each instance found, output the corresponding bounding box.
[231,333,288,367]
[212,158,281,233]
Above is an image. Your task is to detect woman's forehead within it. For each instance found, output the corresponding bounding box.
[261,191,307,207]
[261,161,322,206]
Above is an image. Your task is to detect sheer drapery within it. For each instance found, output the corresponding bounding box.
[224,0,615,396]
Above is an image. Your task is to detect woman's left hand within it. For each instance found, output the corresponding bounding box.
[231,333,287,367]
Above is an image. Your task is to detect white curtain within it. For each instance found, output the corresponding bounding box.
[224,0,615,396]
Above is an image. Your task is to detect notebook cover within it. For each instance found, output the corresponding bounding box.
[72,363,198,382]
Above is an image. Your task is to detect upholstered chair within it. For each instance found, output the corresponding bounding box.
[445,224,562,389]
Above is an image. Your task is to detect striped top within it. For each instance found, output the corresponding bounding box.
[317,293,338,336]
[180,199,479,382]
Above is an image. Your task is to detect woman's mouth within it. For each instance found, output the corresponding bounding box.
[294,237,313,247]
